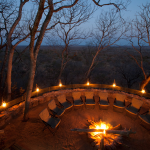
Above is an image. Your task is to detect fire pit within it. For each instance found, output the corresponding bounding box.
[71,120,136,150]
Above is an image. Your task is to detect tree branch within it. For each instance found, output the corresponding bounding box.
[54,0,79,12]
[92,0,120,11]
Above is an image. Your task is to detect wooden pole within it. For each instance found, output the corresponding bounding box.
[100,135,104,150]
[71,128,136,136]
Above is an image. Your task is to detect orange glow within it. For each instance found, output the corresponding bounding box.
[59,79,62,87]
[141,89,145,93]
[87,81,90,86]
[113,83,116,87]
[2,102,6,107]
[36,88,39,92]
[59,83,62,87]
[88,120,119,147]
[113,79,116,87]
[89,120,112,137]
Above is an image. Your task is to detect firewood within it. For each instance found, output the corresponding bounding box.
[100,135,104,150]
[71,128,136,136]
[110,124,122,130]
[110,143,117,150]
[104,136,113,144]
[105,144,112,150]
[108,136,130,148]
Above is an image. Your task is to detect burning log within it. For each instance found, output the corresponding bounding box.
[71,128,136,136]
[100,135,104,150]
[110,124,122,130]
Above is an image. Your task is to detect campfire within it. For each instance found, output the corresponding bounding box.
[71,120,136,150]
[88,120,122,149]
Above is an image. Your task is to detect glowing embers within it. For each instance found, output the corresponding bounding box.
[88,120,121,148]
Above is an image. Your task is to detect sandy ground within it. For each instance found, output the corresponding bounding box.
[1,97,150,150]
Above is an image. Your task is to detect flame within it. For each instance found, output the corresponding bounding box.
[87,81,90,85]
[88,120,120,147]
[89,120,112,136]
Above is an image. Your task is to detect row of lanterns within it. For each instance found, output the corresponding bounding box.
[1,79,146,108]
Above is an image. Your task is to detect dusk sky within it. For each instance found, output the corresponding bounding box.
[20,0,150,46]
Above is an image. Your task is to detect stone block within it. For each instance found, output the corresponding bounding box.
[43,95,51,102]
[31,100,39,107]
[38,96,46,104]
[0,119,5,129]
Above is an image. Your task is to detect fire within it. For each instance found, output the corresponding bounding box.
[89,120,112,137]
[88,120,119,147]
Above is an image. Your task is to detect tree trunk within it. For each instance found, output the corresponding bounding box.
[23,0,80,121]
[86,49,101,79]
[23,59,36,121]
[0,45,8,101]
[58,44,68,81]
[6,47,15,101]
[6,0,29,101]
[140,75,150,90]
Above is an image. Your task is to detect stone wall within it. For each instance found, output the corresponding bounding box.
[0,89,150,129]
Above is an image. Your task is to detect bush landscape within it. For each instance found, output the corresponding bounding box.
[1,45,149,100]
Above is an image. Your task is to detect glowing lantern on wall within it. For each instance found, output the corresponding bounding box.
[2,102,6,107]
[59,79,62,87]
[113,79,116,87]
[36,87,39,92]
[36,84,39,92]
[1,98,6,107]
[87,79,90,86]
[87,81,90,86]
[141,89,145,93]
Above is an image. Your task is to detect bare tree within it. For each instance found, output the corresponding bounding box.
[23,0,130,120]
[114,58,142,88]
[23,0,79,120]
[46,2,93,83]
[0,0,30,102]
[127,3,150,90]
[86,9,127,79]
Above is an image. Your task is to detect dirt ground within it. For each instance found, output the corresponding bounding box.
[1,97,150,150]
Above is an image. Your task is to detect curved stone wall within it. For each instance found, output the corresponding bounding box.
[0,89,150,129]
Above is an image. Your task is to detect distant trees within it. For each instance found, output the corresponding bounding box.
[86,9,127,79]
[127,3,150,90]
[114,55,142,88]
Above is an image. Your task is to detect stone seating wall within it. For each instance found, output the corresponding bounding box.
[0,89,150,129]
